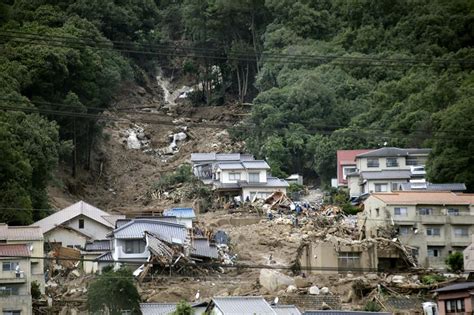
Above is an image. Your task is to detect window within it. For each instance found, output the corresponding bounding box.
[2,262,19,271]
[228,173,241,181]
[398,226,411,236]
[375,183,388,192]
[79,218,84,229]
[454,227,469,237]
[445,299,465,313]
[342,166,357,179]
[124,239,146,254]
[367,158,379,168]
[427,247,442,257]
[418,208,433,215]
[386,158,399,167]
[411,247,419,256]
[375,208,380,217]
[248,172,260,183]
[426,227,441,236]
[0,285,19,296]
[406,157,419,166]
[394,207,408,216]
[3,311,21,315]
[338,252,360,270]
[447,208,459,216]
[391,183,399,191]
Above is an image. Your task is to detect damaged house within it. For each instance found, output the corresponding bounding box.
[363,191,474,269]
[191,153,255,184]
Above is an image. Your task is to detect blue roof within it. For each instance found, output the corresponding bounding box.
[163,208,196,219]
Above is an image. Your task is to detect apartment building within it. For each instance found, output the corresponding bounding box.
[346,147,431,197]
[0,244,33,315]
[363,191,474,269]
[0,224,44,293]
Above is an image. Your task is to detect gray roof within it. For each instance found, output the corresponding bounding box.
[0,224,43,241]
[84,240,111,251]
[303,312,391,315]
[240,177,289,188]
[433,282,474,292]
[217,160,270,171]
[356,147,431,158]
[140,303,177,315]
[400,182,466,191]
[272,305,302,315]
[191,153,254,162]
[33,200,125,233]
[95,251,113,262]
[190,238,218,259]
[361,170,412,180]
[112,219,187,244]
[212,296,276,314]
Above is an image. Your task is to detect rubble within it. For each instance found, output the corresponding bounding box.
[259,269,295,293]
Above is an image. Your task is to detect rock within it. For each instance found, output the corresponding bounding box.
[346,273,354,278]
[309,286,320,295]
[294,276,311,288]
[70,269,81,278]
[59,306,68,315]
[259,269,295,293]
[392,275,406,284]
[321,302,332,310]
[286,285,298,293]
[411,275,419,282]
[320,287,330,295]
[366,273,379,281]
[127,131,141,149]
[136,132,147,140]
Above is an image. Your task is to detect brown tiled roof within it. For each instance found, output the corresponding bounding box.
[371,191,474,205]
[0,224,43,241]
[0,244,30,257]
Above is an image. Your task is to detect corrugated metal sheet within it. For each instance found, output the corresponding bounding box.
[84,240,111,251]
[212,296,276,314]
[190,238,218,259]
[32,201,125,233]
[140,303,177,315]
[0,224,43,241]
[113,219,187,244]
[272,305,302,315]
[0,244,30,257]
[163,208,196,219]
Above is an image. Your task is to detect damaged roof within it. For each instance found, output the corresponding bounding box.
[216,160,270,170]
[370,191,474,205]
[240,177,289,188]
[356,147,431,158]
[190,238,218,259]
[95,251,113,262]
[211,296,276,314]
[112,219,187,244]
[33,200,125,233]
[163,208,196,219]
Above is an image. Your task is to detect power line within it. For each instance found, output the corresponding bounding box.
[1,30,473,68]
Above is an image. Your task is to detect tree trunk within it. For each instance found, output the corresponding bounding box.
[251,10,260,73]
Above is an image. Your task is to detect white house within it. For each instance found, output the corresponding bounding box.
[212,160,289,201]
[33,201,125,249]
[191,153,255,184]
[162,208,196,228]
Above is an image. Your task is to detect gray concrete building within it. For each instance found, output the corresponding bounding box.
[363,191,474,269]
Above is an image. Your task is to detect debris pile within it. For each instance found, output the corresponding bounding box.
[123,124,151,150]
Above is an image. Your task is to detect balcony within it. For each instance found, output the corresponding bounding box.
[0,271,27,283]
[419,215,446,224]
[449,215,474,225]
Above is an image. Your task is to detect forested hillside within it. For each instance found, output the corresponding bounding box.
[0,0,473,224]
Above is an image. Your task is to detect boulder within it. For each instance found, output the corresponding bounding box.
[127,131,141,149]
[294,276,311,288]
[320,287,330,295]
[286,285,298,293]
[259,269,295,293]
[392,275,406,284]
[309,286,320,295]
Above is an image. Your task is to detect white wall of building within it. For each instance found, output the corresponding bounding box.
[242,187,287,201]
[219,169,267,184]
[45,228,88,248]
[65,215,112,240]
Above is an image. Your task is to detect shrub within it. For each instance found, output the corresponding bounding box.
[364,301,382,312]
[446,252,464,272]
[421,274,446,285]
[31,281,41,299]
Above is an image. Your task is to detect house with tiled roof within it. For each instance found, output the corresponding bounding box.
[0,244,33,315]
[0,224,45,293]
[363,191,474,269]
[32,200,125,249]
[205,296,277,314]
